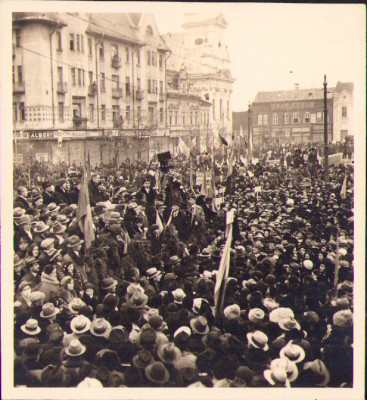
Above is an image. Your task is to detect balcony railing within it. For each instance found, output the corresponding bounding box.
[135,90,143,100]
[88,84,98,96]
[57,82,67,94]
[13,82,25,94]
[112,88,123,99]
[111,56,121,68]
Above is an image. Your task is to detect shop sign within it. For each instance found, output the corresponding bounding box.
[292,127,310,133]
[28,131,54,139]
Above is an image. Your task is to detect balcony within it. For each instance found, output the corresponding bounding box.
[88,84,98,97]
[57,82,67,94]
[135,90,143,100]
[112,88,123,99]
[13,81,25,94]
[111,56,122,68]
[73,116,88,128]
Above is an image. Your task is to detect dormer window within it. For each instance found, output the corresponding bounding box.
[146,25,153,36]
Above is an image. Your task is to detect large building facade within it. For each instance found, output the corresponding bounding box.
[248,82,353,146]
[12,12,216,166]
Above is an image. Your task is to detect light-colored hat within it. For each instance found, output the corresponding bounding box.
[90,318,112,338]
[248,308,265,323]
[223,304,241,320]
[77,377,103,388]
[40,303,60,319]
[40,238,55,249]
[33,221,50,233]
[146,267,162,280]
[172,288,186,304]
[279,341,305,363]
[278,316,301,331]
[157,342,182,364]
[70,315,91,334]
[190,316,209,335]
[21,318,41,335]
[247,331,269,351]
[269,307,294,323]
[68,298,86,314]
[303,359,330,386]
[65,339,86,357]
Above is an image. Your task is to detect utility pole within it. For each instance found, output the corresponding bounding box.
[323,75,329,183]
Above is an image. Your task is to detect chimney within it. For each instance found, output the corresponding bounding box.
[294,83,299,90]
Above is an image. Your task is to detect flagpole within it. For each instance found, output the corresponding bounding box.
[248,102,252,163]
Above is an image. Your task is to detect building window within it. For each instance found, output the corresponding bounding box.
[112,75,119,88]
[81,35,84,53]
[88,38,92,56]
[159,54,163,69]
[304,112,310,123]
[159,107,164,123]
[169,111,173,125]
[136,50,140,65]
[111,44,118,57]
[125,77,131,95]
[148,106,155,123]
[88,71,93,86]
[182,112,185,125]
[58,102,64,122]
[19,102,25,121]
[147,50,151,66]
[76,34,80,52]
[284,113,289,124]
[78,69,82,86]
[147,79,152,94]
[292,112,299,124]
[71,68,76,86]
[89,104,94,122]
[137,78,141,91]
[70,34,75,51]
[175,111,178,125]
[13,103,18,122]
[99,42,104,59]
[82,69,85,86]
[15,29,21,47]
[137,106,141,121]
[152,52,156,66]
[316,111,323,123]
[146,25,153,36]
[17,66,23,83]
[126,106,130,122]
[263,114,268,125]
[57,67,63,84]
[12,66,15,84]
[258,114,263,125]
[101,105,106,121]
[272,113,278,125]
[342,106,347,117]
[100,73,105,91]
[159,80,163,94]
[125,47,129,63]
[56,31,62,51]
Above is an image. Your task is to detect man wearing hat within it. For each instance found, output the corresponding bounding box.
[42,181,56,206]
[32,221,50,245]
[63,236,85,280]
[21,258,41,289]
[15,215,34,250]
[54,179,72,205]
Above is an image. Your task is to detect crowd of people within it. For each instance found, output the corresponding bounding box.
[12,144,354,388]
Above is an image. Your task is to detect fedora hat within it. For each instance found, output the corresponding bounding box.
[28,291,45,303]
[14,254,24,268]
[172,288,186,304]
[19,215,33,225]
[100,277,118,291]
[65,339,86,357]
[33,221,50,233]
[142,308,160,322]
[47,203,60,213]
[126,283,145,297]
[248,308,265,323]
[68,298,86,314]
[56,214,70,224]
[278,316,301,331]
[128,292,148,309]
[177,366,199,387]
[21,318,41,335]
[132,349,155,369]
[18,280,31,292]
[148,314,167,331]
[157,342,182,364]
[145,361,170,384]
[90,318,112,338]
[49,248,62,262]
[146,267,162,280]
[14,207,26,219]
[40,238,55,249]
[70,315,91,334]
[223,304,241,320]
[40,303,60,319]
[230,366,255,387]
[303,359,330,386]
[77,377,103,388]
[279,340,305,363]
[139,327,157,348]
[190,316,209,335]
[67,235,84,248]
[269,307,294,323]
[50,222,66,234]
[265,357,298,386]
[247,330,269,351]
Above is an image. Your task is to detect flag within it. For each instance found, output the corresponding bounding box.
[76,170,95,249]
[123,229,131,255]
[178,137,191,158]
[156,212,164,234]
[214,215,233,317]
[340,174,347,199]
[218,133,229,146]
[226,145,234,178]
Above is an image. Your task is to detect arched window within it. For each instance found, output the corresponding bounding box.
[146,25,153,36]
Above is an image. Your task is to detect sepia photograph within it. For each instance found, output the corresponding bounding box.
[1,2,365,400]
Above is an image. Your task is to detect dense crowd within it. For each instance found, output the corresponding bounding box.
[13,144,354,388]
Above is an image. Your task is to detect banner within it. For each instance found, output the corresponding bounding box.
[77,170,95,249]
[178,137,191,158]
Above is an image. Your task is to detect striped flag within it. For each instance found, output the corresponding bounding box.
[76,169,95,249]
[156,211,164,234]
[178,137,191,158]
